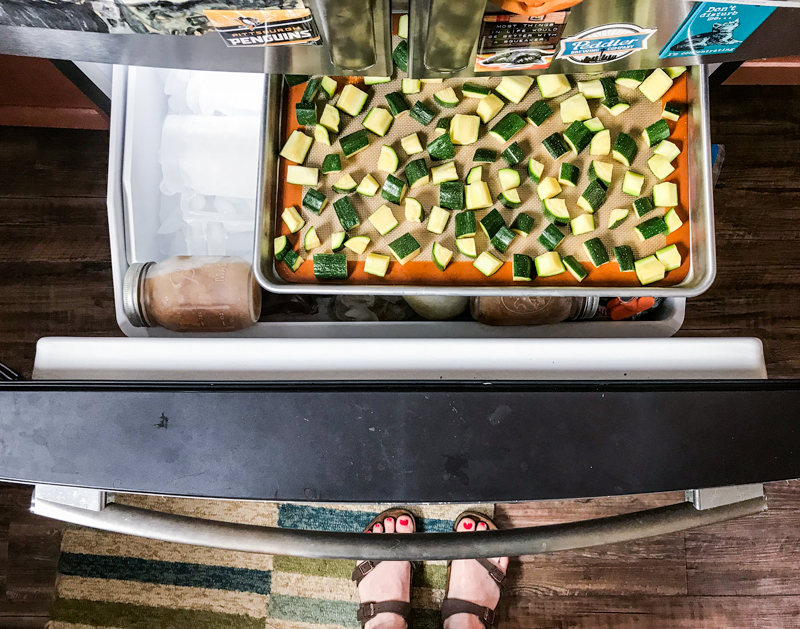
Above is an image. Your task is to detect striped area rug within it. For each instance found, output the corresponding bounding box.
[49,494,493,629]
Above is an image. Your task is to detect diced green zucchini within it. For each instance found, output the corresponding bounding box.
[393,39,409,72]
[364,252,390,277]
[439,181,465,210]
[320,76,337,98]
[476,93,504,124]
[480,209,506,239]
[599,76,618,101]
[431,161,459,184]
[449,114,480,145]
[563,255,588,281]
[314,125,331,147]
[654,140,681,162]
[489,113,526,144]
[560,93,592,124]
[656,244,682,271]
[385,92,410,118]
[465,181,493,209]
[601,96,631,117]
[512,254,534,281]
[331,231,346,252]
[398,13,409,38]
[363,76,391,86]
[558,163,580,187]
[381,174,408,204]
[362,107,394,137]
[286,165,319,186]
[280,130,313,164]
[543,197,570,225]
[535,251,566,277]
[543,133,569,159]
[337,84,369,116]
[344,235,370,255]
[456,237,477,258]
[426,205,451,235]
[563,121,593,154]
[296,101,317,125]
[378,145,400,173]
[281,206,305,233]
[642,119,671,147]
[588,160,613,187]
[622,171,645,197]
[639,68,673,102]
[405,158,430,189]
[653,182,678,207]
[304,225,321,250]
[274,235,290,261]
[499,189,521,209]
[584,117,605,133]
[332,173,358,193]
[664,208,683,233]
[537,223,565,251]
[474,148,497,163]
[612,132,638,166]
[570,213,594,236]
[665,66,687,79]
[527,158,545,183]
[455,210,477,238]
[402,79,421,94]
[434,87,460,108]
[663,101,682,122]
[285,75,309,87]
[648,154,675,180]
[525,100,553,127]
[340,129,370,158]
[302,188,328,215]
[510,212,534,236]
[590,129,611,156]
[320,104,341,133]
[614,245,635,272]
[389,233,421,264]
[608,208,629,229]
[435,116,452,137]
[616,70,648,90]
[491,225,516,253]
[635,216,669,241]
[537,176,562,200]
[432,242,454,271]
[473,251,503,277]
[401,133,424,155]
[301,77,321,103]
[405,198,425,223]
[496,75,534,104]
[333,196,360,231]
[282,248,304,272]
[427,133,456,161]
[410,101,436,125]
[321,153,342,174]
[498,168,521,192]
[633,195,655,218]
[578,79,604,99]
[368,204,399,235]
[466,166,482,184]
[501,142,525,166]
[635,255,666,285]
[577,180,607,214]
[537,74,571,98]
[463,82,492,99]
[583,237,609,267]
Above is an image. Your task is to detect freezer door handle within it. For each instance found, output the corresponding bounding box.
[31,485,766,560]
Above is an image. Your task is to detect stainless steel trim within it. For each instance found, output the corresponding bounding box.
[253,67,716,297]
[32,485,107,512]
[688,484,765,510]
[32,495,766,560]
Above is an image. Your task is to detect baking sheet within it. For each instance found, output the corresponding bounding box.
[274,72,691,287]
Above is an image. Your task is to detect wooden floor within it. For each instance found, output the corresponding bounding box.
[1,82,800,627]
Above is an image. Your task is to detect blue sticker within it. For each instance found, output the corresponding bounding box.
[557,23,656,65]
[660,3,775,59]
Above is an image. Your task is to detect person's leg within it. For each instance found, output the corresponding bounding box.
[355,513,415,629]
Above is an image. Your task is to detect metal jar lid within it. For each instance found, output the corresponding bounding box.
[576,296,600,320]
[122,262,155,328]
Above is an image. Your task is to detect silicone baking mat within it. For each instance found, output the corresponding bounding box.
[274,71,691,287]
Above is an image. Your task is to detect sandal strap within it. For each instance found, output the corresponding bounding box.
[441,599,498,629]
[476,557,506,585]
[356,601,411,627]
[352,560,382,585]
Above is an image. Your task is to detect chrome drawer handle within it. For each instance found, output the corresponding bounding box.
[423,0,487,73]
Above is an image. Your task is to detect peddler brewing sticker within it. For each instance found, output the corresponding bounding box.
[204,7,320,48]
[660,2,776,58]
[557,23,656,65]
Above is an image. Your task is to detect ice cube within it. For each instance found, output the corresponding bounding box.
[206,222,227,255]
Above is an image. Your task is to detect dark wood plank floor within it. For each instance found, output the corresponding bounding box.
[1,82,800,628]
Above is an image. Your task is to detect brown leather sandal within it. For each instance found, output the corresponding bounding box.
[441,511,506,629]
[352,508,416,628]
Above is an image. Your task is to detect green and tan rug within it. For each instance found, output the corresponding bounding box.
[48,494,493,629]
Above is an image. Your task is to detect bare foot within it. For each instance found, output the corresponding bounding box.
[443,517,509,629]
[356,514,415,629]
